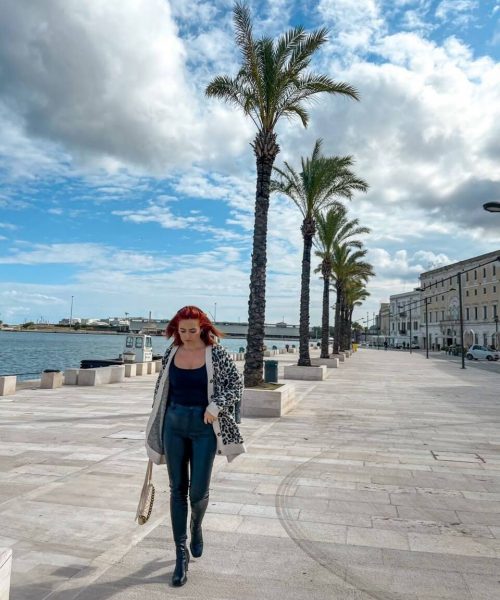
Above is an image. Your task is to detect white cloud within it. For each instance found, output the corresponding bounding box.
[435,0,478,26]
[0,0,252,177]
[318,0,385,51]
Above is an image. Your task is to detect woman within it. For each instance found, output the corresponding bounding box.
[145,306,246,587]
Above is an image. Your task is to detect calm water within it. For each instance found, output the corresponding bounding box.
[0,331,297,380]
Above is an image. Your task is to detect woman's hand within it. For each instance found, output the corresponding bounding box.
[204,411,217,425]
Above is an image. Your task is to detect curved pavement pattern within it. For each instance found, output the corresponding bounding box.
[2,349,499,599]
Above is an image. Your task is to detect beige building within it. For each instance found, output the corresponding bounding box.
[418,250,500,349]
[378,302,390,337]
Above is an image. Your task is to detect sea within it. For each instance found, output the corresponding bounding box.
[0,331,298,380]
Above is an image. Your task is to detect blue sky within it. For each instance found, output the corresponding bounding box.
[0,0,499,325]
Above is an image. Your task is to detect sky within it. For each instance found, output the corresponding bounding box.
[0,0,499,326]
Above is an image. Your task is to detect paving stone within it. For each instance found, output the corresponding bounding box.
[2,348,500,600]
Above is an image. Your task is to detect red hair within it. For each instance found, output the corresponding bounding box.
[166,305,224,346]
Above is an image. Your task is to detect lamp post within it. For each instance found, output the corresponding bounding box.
[483,202,500,213]
[456,272,466,369]
[495,315,499,349]
[69,296,74,328]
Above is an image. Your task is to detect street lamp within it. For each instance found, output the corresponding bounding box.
[483,202,500,213]
[495,315,499,349]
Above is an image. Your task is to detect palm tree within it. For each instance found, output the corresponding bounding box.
[271,140,368,366]
[314,205,370,358]
[331,245,374,354]
[205,2,359,386]
[343,279,370,350]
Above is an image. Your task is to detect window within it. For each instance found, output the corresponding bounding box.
[494,286,497,293]
[466,290,469,297]
[466,308,470,320]
[466,272,469,282]
[474,270,477,280]
[484,287,487,294]
[494,305,498,318]
[414,321,418,329]
[483,306,487,320]
[435,311,438,322]
[483,267,486,278]
[474,307,478,320]
[429,312,433,323]
[474,289,478,296]
[493,265,496,276]
[441,311,445,320]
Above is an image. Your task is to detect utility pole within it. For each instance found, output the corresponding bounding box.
[70,296,74,327]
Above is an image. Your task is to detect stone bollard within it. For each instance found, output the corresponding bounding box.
[0,547,12,600]
[135,363,147,376]
[0,376,16,397]
[78,367,112,386]
[41,371,63,389]
[146,362,154,375]
[124,363,137,377]
[64,369,79,385]
[109,365,125,383]
[154,360,162,373]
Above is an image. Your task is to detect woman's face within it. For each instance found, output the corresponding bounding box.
[178,319,202,345]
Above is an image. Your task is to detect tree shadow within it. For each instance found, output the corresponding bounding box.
[13,555,179,600]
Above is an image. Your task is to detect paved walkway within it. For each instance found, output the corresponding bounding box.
[1,349,499,599]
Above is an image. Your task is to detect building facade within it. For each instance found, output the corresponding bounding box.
[419,250,500,349]
[388,290,421,347]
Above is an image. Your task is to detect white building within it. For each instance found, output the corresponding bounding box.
[388,290,421,348]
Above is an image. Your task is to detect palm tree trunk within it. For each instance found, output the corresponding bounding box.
[342,303,349,350]
[298,218,315,366]
[244,131,279,387]
[333,282,341,354]
[320,269,330,359]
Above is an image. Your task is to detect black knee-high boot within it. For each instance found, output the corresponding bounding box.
[190,497,209,558]
[172,542,190,586]
[170,494,190,586]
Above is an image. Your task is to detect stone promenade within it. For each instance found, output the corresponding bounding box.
[1,349,499,599]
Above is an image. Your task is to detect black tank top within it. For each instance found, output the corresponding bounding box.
[168,362,208,407]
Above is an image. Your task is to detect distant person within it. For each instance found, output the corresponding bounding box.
[285,344,290,352]
[145,305,245,587]
[383,340,388,350]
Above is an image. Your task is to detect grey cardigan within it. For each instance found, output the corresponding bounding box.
[145,343,246,464]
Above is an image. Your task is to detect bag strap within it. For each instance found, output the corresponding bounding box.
[145,459,153,484]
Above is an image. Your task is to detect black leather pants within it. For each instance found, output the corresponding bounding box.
[162,404,217,546]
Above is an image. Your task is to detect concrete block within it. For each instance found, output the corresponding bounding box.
[284,365,327,381]
[263,350,271,357]
[331,353,345,362]
[145,362,153,375]
[0,547,12,600]
[124,363,137,377]
[154,360,162,373]
[311,357,339,368]
[41,371,63,389]
[135,363,147,376]
[0,377,16,397]
[64,369,79,385]
[242,383,296,417]
[109,365,125,383]
[78,367,112,386]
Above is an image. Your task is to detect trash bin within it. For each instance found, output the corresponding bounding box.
[264,360,278,383]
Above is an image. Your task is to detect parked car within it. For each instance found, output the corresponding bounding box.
[466,345,500,361]
[410,343,420,349]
